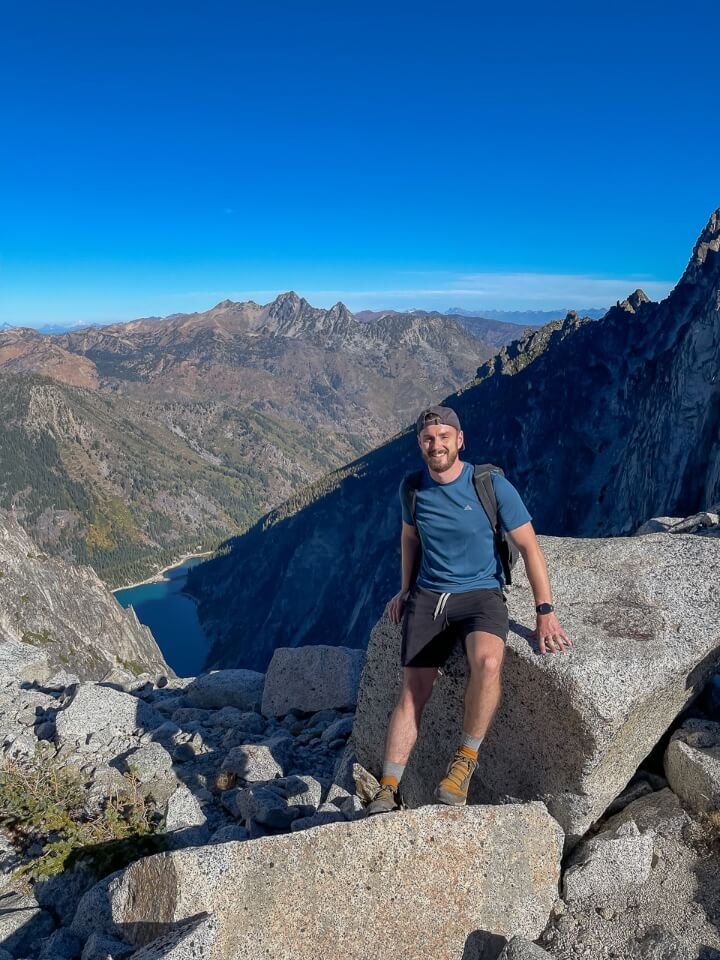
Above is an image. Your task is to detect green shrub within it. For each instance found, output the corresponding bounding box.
[0,751,163,881]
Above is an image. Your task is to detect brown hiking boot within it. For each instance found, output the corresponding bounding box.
[434,750,478,806]
[365,781,402,816]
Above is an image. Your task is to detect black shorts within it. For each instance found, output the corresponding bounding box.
[401,584,509,668]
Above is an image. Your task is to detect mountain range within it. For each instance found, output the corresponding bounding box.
[445,307,608,324]
[184,209,720,672]
[0,294,514,585]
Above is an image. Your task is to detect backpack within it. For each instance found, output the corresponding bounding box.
[401,463,520,587]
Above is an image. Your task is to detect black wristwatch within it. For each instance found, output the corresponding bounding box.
[536,602,555,615]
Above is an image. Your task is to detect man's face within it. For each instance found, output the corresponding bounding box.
[418,423,463,473]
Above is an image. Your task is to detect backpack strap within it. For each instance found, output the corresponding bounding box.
[472,464,516,587]
[471,464,504,534]
[400,470,424,524]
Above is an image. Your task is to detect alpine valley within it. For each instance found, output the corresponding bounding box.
[0,296,517,587]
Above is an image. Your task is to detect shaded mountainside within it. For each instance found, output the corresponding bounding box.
[0,294,504,585]
[186,209,720,672]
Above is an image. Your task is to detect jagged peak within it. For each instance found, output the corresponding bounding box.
[265,291,310,320]
[613,288,653,315]
[627,288,651,309]
[328,300,346,311]
[272,290,303,306]
[678,208,720,287]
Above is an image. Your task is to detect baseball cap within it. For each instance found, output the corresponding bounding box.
[415,405,462,435]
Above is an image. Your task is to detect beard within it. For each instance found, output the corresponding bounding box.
[423,446,459,473]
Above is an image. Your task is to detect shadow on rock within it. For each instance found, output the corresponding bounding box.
[462,928,507,960]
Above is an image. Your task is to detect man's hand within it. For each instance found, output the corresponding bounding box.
[533,613,572,655]
[386,589,411,625]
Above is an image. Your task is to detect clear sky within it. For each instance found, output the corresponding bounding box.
[1,1,718,326]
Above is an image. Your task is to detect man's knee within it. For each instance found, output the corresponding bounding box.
[466,634,505,679]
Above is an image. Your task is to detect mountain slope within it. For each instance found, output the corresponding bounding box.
[0,295,505,584]
[0,509,170,680]
[0,374,262,586]
[353,308,537,348]
[185,209,720,671]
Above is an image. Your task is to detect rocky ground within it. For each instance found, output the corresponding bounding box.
[0,510,718,958]
[0,643,718,959]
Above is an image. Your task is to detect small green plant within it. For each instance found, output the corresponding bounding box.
[19,594,29,604]
[117,658,146,677]
[0,751,163,881]
[21,629,51,646]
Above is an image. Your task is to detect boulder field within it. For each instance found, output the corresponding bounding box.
[0,512,719,958]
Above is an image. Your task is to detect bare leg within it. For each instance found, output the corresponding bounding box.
[383,666,438,764]
[462,631,506,739]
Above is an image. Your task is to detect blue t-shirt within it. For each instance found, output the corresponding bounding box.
[400,462,532,592]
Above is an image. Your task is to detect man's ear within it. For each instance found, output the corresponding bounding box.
[458,429,465,451]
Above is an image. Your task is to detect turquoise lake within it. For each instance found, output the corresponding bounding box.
[114,555,209,677]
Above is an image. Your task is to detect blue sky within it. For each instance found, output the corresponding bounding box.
[1,1,718,326]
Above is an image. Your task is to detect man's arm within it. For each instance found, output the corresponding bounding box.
[506,521,572,655]
[387,521,421,624]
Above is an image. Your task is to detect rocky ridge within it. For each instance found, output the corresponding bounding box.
[0,509,168,681]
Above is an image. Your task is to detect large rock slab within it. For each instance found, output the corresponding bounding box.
[127,915,218,959]
[184,670,264,711]
[261,645,365,717]
[105,803,562,959]
[55,682,163,754]
[562,819,655,905]
[353,534,720,844]
[664,718,720,813]
[0,638,50,683]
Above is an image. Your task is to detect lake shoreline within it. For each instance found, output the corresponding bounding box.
[112,550,214,593]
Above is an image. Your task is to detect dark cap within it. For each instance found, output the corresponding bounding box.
[415,405,462,435]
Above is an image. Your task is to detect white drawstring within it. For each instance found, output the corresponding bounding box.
[433,592,451,621]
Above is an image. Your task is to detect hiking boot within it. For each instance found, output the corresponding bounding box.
[434,750,478,806]
[365,781,402,816]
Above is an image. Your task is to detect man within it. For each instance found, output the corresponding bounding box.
[366,405,570,815]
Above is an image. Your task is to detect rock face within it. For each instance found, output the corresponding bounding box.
[499,939,553,959]
[105,803,562,959]
[187,208,720,671]
[540,788,720,959]
[0,510,170,681]
[352,533,720,843]
[636,506,720,538]
[562,820,655,904]
[664,718,720,813]
[261,645,365,717]
[55,683,164,756]
[183,670,264,711]
[0,637,51,683]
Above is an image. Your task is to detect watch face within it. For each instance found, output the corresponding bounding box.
[537,603,554,614]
